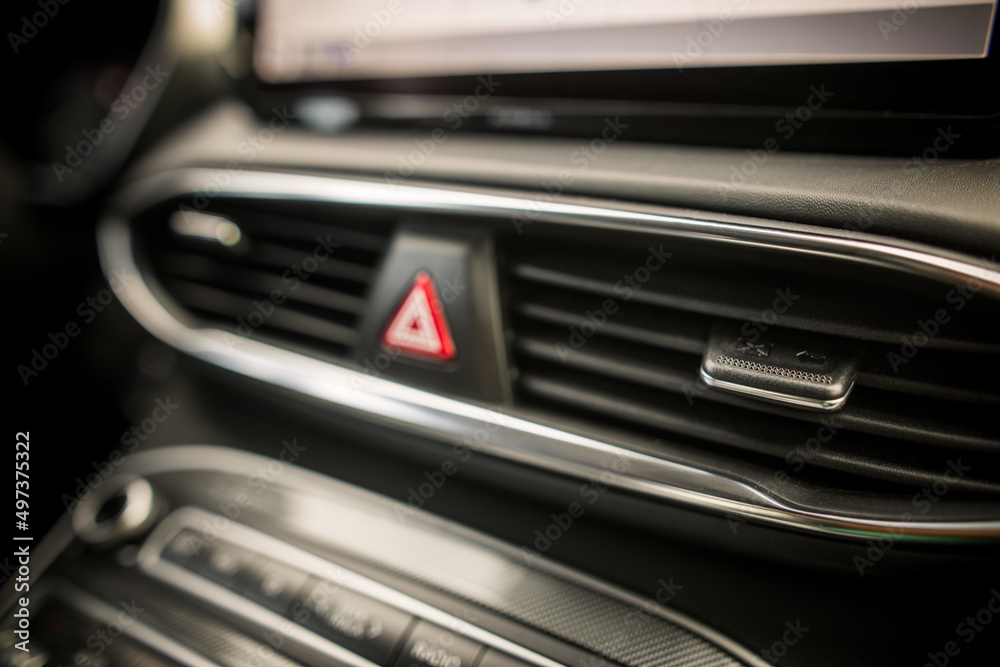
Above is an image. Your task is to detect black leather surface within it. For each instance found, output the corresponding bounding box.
[128,102,1000,258]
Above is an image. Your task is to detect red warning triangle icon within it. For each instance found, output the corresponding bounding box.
[382,272,456,361]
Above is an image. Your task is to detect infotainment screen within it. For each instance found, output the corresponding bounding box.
[255,0,996,83]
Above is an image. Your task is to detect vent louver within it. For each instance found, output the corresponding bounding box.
[507,234,1000,496]
[135,200,392,361]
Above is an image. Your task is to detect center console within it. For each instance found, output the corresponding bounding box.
[5,446,763,667]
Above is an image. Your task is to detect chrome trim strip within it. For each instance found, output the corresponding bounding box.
[107,168,1000,297]
[699,367,854,411]
[48,582,224,667]
[97,168,1000,542]
[140,506,567,667]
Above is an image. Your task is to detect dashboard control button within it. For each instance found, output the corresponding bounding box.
[162,529,212,571]
[241,554,311,615]
[162,531,255,591]
[700,322,862,411]
[393,621,484,667]
[202,541,255,586]
[292,576,413,664]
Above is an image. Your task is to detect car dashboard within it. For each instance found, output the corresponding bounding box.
[3,1,1000,666]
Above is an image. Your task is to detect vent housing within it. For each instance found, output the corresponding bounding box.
[505,229,1000,499]
[133,198,393,362]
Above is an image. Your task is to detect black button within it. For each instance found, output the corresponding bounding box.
[241,554,310,615]
[700,322,862,411]
[291,576,413,665]
[201,540,256,590]
[477,650,536,667]
[393,621,484,667]
[162,531,255,591]
[162,529,212,571]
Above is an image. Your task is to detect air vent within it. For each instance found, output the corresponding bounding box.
[507,232,1000,495]
[134,199,393,361]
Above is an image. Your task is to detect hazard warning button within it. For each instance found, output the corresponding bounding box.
[382,272,456,361]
